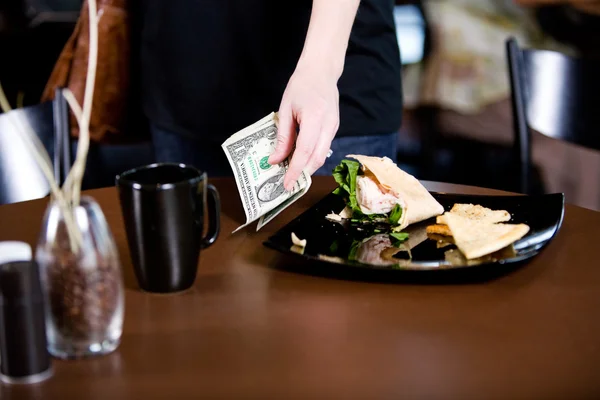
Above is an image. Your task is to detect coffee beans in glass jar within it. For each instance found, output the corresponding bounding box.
[36,196,124,359]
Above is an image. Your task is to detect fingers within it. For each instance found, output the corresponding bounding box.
[268,106,296,165]
[305,114,339,175]
[304,136,330,176]
[283,116,321,191]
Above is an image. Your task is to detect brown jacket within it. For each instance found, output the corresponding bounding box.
[41,0,130,144]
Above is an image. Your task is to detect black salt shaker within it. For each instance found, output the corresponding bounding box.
[0,241,52,384]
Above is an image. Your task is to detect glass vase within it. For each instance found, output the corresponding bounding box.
[35,196,124,359]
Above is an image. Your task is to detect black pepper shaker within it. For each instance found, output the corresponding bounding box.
[0,241,52,384]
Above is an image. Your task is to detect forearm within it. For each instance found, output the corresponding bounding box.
[296,0,361,80]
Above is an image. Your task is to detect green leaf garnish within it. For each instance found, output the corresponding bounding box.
[349,211,386,224]
[348,240,361,261]
[332,159,362,214]
[388,204,403,225]
[390,232,409,243]
[329,240,339,254]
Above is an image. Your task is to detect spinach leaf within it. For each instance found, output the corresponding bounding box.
[332,159,362,213]
[350,211,386,223]
[389,232,409,245]
[348,240,361,261]
[388,204,403,225]
[329,240,339,254]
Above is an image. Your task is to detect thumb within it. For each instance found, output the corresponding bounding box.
[268,107,296,165]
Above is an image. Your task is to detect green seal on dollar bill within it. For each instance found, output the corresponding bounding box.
[259,156,272,170]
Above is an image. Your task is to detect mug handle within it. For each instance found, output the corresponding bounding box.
[201,184,221,249]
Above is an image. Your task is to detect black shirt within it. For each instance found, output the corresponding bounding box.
[140,0,402,144]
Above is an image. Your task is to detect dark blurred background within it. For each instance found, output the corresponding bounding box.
[1,0,600,210]
[0,0,81,107]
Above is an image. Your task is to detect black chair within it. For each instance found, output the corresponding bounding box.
[507,37,600,194]
[22,0,82,27]
[0,88,155,205]
[0,89,70,204]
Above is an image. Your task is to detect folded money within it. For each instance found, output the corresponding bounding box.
[221,112,311,232]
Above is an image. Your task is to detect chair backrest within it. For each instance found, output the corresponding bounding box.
[19,0,82,27]
[506,38,600,193]
[0,90,70,205]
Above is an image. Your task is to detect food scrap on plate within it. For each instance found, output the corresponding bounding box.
[325,207,352,223]
[290,233,307,255]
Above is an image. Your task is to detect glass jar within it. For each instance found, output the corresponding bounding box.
[35,196,124,359]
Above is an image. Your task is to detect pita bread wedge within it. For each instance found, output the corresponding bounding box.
[443,213,530,260]
[437,204,511,225]
[346,155,444,230]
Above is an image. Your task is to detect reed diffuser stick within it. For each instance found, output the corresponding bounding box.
[62,0,99,208]
[0,0,100,252]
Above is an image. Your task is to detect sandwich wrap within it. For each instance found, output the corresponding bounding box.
[346,155,444,230]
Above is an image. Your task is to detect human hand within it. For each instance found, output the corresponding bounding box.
[267,64,340,191]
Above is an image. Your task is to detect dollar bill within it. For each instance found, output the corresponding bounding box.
[222,112,312,232]
[256,173,310,230]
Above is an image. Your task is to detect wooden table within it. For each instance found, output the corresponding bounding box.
[1,177,599,399]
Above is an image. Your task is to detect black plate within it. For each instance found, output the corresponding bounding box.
[263,192,565,273]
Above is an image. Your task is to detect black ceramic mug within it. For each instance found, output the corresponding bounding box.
[116,163,220,293]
